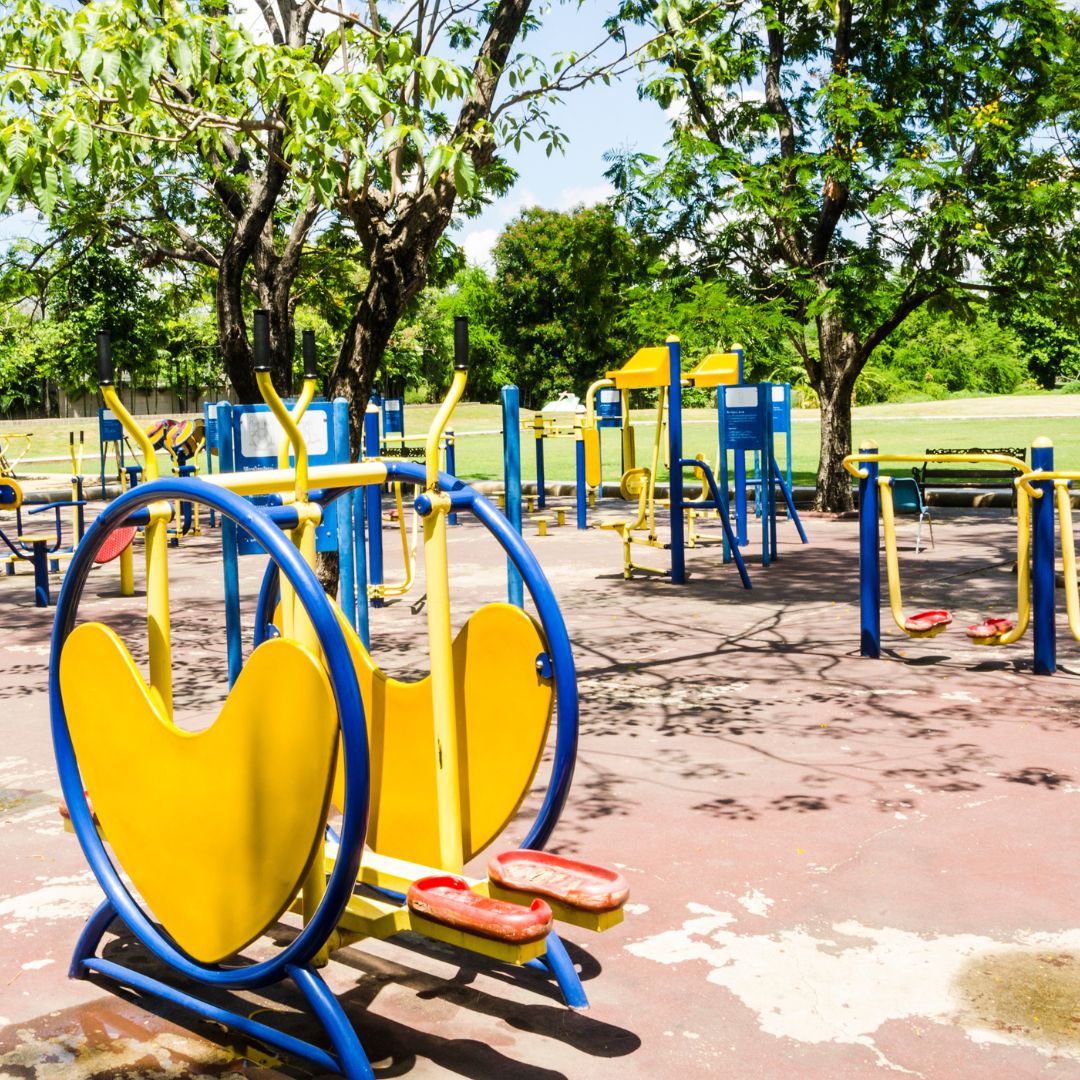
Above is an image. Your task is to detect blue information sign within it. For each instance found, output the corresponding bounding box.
[218,400,343,555]
[722,385,767,449]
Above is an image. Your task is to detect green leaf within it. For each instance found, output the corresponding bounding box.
[71,121,92,163]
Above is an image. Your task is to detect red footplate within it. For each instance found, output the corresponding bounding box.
[904,609,952,632]
[407,875,552,944]
[966,616,1016,639]
[487,849,630,913]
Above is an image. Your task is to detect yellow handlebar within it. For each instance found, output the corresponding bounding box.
[256,371,310,501]
[426,369,467,489]
[842,451,1030,481]
[102,387,160,482]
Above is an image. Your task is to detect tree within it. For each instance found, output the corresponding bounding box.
[489,204,642,406]
[0,0,633,443]
[613,0,1080,509]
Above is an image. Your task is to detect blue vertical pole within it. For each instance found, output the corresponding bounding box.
[501,386,524,607]
[217,402,243,686]
[445,430,458,525]
[1031,438,1056,675]
[352,476,370,650]
[534,415,546,510]
[718,387,731,564]
[858,441,881,658]
[667,336,686,584]
[575,425,587,530]
[333,400,356,632]
[766,384,778,562]
[364,404,384,608]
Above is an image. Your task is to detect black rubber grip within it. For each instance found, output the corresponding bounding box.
[454,316,469,371]
[302,330,318,380]
[253,310,271,372]
[96,332,114,386]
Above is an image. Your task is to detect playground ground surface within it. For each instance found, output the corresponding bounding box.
[2,496,1080,1078]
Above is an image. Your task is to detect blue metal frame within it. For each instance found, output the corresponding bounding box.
[858,453,881,658]
[1031,441,1056,675]
[49,476,374,1077]
[501,386,524,608]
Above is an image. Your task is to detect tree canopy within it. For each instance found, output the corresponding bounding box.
[612,0,1080,508]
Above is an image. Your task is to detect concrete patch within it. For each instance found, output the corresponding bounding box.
[627,902,1080,1062]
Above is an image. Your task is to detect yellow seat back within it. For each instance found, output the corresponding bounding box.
[60,625,339,963]
[332,602,554,869]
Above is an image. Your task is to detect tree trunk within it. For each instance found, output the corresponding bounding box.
[812,315,862,512]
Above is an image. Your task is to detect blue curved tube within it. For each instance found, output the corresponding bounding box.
[50,477,369,990]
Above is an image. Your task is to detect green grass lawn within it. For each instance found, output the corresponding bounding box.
[3,395,1078,485]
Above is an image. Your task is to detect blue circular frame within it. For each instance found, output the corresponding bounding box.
[49,477,369,990]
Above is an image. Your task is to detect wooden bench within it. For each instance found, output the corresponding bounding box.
[915,446,1027,512]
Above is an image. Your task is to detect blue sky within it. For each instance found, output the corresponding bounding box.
[456,3,673,267]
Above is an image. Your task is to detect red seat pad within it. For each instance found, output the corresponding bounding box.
[966,616,1016,640]
[903,610,952,632]
[487,849,630,913]
[94,526,137,564]
[407,875,552,944]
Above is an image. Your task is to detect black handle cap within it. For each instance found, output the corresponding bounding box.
[253,310,271,372]
[454,316,469,372]
[302,330,318,380]
[96,332,114,386]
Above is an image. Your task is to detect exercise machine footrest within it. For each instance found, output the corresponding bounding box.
[487,849,630,913]
[407,875,552,944]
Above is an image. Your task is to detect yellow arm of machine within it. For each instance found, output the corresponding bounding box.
[96,333,173,717]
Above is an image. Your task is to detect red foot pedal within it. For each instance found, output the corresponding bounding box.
[488,849,630,913]
[966,616,1016,640]
[407,875,552,944]
[904,610,952,633]
[94,527,137,565]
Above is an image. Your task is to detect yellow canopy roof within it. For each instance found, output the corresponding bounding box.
[606,346,670,390]
[687,351,741,388]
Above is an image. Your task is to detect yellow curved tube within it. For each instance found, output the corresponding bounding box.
[376,483,420,600]
[427,370,467,490]
[879,478,1030,644]
[276,377,318,475]
[256,371,309,502]
[845,450,1028,480]
[584,377,614,428]
[102,386,158,481]
[1056,482,1080,643]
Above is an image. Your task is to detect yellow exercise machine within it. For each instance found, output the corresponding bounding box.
[53,315,627,1078]
[845,442,1045,658]
[579,339,752,586]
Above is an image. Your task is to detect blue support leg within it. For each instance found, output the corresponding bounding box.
[290,964,376,1080]
[537,931,589,1009]
[31,540,50,607]
[1031,438,1056,675]
[68,898,117,977]
[858,446,881,658]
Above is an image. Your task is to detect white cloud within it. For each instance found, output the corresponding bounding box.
[462,228,499,270]
[556,182,616,210]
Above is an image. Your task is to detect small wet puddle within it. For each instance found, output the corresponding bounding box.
[955,950,1080,1048]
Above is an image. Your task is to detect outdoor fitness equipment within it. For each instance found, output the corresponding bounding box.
[52,315,627,1079]
[0,431,33,477]
[846,440,1056,673]
[0,476,87,607]
[580,338,752,586]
